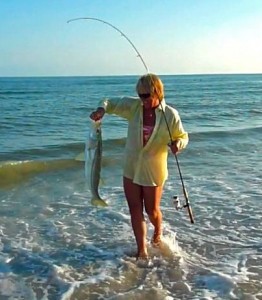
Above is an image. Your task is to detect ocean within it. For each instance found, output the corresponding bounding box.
[0,74,261,299]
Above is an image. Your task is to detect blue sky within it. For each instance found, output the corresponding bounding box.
[1,0,262,76]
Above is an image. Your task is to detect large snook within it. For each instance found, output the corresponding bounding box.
[85,120,107,207]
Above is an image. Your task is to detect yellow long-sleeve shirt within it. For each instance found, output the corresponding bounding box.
[99,96,189,186]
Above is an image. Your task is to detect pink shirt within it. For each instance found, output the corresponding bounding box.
[143,124,154,146]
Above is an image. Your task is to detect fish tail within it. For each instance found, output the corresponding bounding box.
[91,198,108,207]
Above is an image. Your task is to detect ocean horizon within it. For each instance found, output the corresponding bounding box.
[1,72,262,78]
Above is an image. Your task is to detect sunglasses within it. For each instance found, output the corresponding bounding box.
[138,93,151,99]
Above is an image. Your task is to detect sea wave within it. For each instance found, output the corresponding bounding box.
[0,159,82,189]
[189,125,262,139]
[0,90,46,95]
[0,148,123,189]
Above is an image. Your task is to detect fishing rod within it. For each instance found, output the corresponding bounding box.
[67,17,194,223]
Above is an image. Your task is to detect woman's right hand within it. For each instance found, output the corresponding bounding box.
[89,107,105,121]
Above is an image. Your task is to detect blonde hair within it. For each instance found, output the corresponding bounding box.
[136,73,164,101]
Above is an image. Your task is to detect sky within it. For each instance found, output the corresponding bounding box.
[1,0,262,76]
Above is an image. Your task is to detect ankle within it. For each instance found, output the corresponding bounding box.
[151,231,162,245]
[137,249,148,258]
[153,230,162,239]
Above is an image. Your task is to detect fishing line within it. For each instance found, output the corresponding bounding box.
[67,17,194,223]
[67,17,149,73]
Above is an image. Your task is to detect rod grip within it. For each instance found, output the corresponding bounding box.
[187,205,195,224]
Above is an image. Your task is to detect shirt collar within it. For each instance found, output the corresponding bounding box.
[157,98,166,111]
[139,98,166,111]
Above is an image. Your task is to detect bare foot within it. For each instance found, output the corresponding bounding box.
[136,250,149,260]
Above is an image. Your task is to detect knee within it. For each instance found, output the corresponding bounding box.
[145,208,161,219]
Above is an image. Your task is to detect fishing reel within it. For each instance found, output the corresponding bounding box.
[173,195,195,224]
[173,196,182,210]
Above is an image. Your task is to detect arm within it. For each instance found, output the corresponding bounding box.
[169,112,189,155]
[90,96,138,121]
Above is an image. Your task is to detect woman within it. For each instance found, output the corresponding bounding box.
[90,73,188,259]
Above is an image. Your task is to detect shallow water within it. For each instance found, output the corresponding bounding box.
[0,74,261,299]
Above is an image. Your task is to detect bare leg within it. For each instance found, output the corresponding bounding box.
[143,185,163,244]
[123,177,148,258]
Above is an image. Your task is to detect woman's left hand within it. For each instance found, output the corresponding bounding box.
[168,140,181,155]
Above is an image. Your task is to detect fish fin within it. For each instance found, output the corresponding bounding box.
[75,152,85,161]
[99,178,106,185]
[91,198,108,207]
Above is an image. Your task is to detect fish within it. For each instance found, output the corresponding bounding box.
[85,120,108,207]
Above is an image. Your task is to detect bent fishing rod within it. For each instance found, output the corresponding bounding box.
[67,17,194,224]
